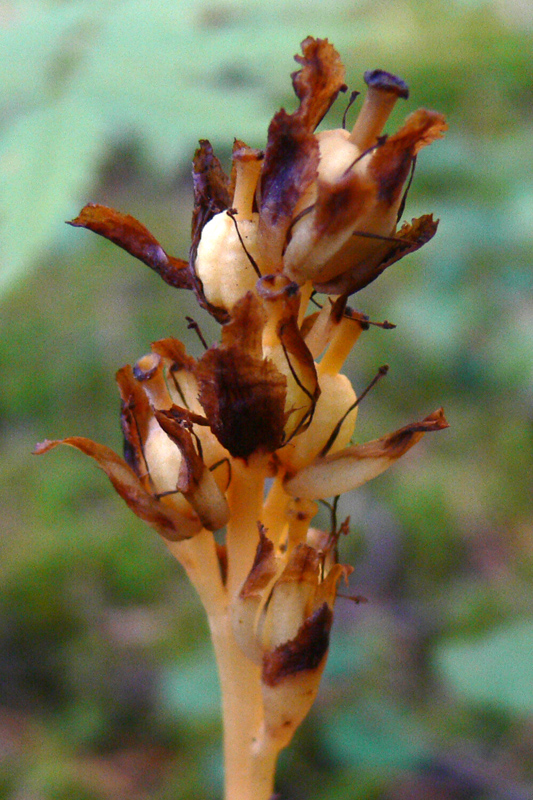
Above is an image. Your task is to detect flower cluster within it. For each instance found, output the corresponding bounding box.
[35,38,448,795]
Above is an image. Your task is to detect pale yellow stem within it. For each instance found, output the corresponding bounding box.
[169,528,277,800]
[166,528,225,615]
[251,737,280,800]
[226,453,270,599]
[209,609,267,800]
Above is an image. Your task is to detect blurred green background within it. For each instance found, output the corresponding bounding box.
[1,0,532,798]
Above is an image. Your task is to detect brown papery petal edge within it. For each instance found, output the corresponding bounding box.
[33,437,202,541]
[69,204,193,290]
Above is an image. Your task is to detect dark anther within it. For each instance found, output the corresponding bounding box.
[342,89,360,129]
[186,316,209,349]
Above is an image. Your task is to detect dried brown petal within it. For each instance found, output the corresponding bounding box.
[232,528,278,664]
[282,169,375,286]
[284,408,449,500]
[197,294,287,459]
[154,411,204,488]
[191,139,232,240]
[292,37,346,131]
[68,204,192,290]
[116,365,152,488]
[262,602,332,687]
[369,109,447,205]
[275,543,320,588]
[258,275,319,438]
[240,529,278,599]
[258,110,319,269]
[150,338,197,373]
[33,437,202,541]
[315,214,439,295]
[155,410,230,532]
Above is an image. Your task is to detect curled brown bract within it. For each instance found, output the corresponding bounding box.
[196,294,287,459]
[68,204,192,290]
[33,437,202,541]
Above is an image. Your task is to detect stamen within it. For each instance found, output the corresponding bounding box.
[186,316,209,350]
[349,69,409,152]
[318,496,340,541]
[351,229,409,244]
[280,338,316,441]
[336,593,368,603]
[123,396,151,485]
[342,135,387,176]
[210,457,232,492]
[396,154,417,222]
[366,317,396,329]
[342,89,360,130]
[226,209,262,277]
[169,369,190,410]
[319,365,389,457]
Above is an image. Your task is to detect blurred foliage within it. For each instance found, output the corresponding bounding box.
[1,0,533,798]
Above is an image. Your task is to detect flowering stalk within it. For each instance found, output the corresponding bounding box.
[35,38,448,800]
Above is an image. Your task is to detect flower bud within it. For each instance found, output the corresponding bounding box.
[260,544,320,650]
[282,71,446,288]
[195,148,264,312]
[132,353,196,520]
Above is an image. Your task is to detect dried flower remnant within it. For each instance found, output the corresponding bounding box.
[36,37,448,800]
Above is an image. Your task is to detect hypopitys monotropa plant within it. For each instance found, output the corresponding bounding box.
[35,38,448,800]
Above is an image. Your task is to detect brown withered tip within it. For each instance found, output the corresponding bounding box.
[232,144,264,162]
[133,353,161,381]
[262,603,333,687]
[364,69,409,99]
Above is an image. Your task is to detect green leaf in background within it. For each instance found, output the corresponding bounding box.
[0,95,106,298]
[318,695,431,770]
[159,649,220,722]
[434,619,533,716]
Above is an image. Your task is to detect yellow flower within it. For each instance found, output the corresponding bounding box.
[35,39,449,797]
